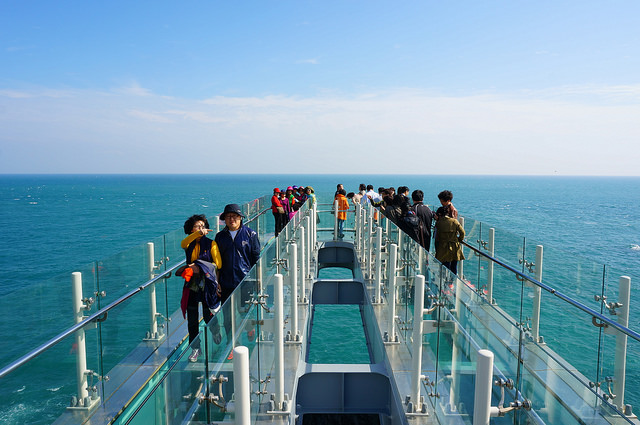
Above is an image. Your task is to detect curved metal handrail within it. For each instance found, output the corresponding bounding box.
[460,240,640,343]
[0,205,272,380]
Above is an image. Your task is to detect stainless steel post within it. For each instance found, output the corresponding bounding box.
[614,275,631,411]
[233,346,250,425]
[458,216,465,278]
[299,225,307,304]
[387,244,398,343]
[274,274,285,409]
[531,245,543,342]
[474,349,498,425]
[375,227,383,304]
[71,272,89,405]
[290,244,299,341]
[486,228,495,303]
[147,242,158,339]
[411,274,426,412]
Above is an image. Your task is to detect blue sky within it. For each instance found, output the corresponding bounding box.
[1,1,639,175]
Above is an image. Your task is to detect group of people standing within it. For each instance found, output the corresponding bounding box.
[178,186,463,361]
[179,204,261,362]
[337,183,465,275]
[270,185,316,236]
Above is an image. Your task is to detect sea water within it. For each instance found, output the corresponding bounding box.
[1,174,639,424]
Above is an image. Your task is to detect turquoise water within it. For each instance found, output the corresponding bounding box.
[1,174,640,424]
[307,304,370,364]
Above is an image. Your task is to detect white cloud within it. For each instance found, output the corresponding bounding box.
[296,58,319,65]
[1,85,639,175]
[114,83,153,97]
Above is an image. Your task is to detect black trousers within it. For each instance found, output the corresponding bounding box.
[186,288,213,347]
[273,211,286,236]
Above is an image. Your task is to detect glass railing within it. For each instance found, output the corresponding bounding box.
[0,194,278,425]
[113,199,313,424]
[371,207,638,424]
[3,194,638,425]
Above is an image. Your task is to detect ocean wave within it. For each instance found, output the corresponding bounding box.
[47,386,62,392]
[631,244,640,252]
[0,403,26,421]
[15,385,26,393]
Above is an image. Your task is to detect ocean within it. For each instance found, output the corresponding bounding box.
[1,174,639,424]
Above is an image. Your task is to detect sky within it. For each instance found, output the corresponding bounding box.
[1,1,639,175]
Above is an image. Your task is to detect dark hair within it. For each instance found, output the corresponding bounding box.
[367,185,374,191]
[346,192,354,198]
[337,183,343,189]
[412,190,424,202]
[398,186,409,195]
[438,190,453,202]
[183,214,209,234]
[436,205,452,218]
[338,189,347,196]
[359,183,366,191]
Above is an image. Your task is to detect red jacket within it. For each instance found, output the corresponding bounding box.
[271,194,282,213]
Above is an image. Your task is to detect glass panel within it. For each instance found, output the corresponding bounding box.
[599,265,638,422]
[517,285,612,424]
[0,332,85,425]
[5,194,640,425]
[458,217,483,293]
[0,262,98,424]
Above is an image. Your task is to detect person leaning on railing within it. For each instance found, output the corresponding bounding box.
[434,204,465,275]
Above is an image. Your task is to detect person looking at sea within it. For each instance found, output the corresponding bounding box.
[434,204,465,275]
[411,190,436,251]
[335,189,349,239]
[334,183,344,200]
[438,190,458,219]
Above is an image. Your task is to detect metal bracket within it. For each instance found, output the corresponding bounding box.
[491,378,532,416]
[594,295,623,315]
[200,374,228,410]
[518,258,535,274]
[589,377,617,401]
[246,293,270,313]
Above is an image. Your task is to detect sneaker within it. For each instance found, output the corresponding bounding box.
[226,351,234,361]
[247,328,255,342]
[188,348,201,363]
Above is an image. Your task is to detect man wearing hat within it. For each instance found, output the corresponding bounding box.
[213,204,261,343]
[271,188,285,236]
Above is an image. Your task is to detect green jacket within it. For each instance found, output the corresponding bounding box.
[435,216,465,262]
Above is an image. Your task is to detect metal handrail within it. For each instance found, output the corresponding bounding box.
[244,206,271,225]
[0,205,271,380]
[0,262,182,379]
[460,240,640,344]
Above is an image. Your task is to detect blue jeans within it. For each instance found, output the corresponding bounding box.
[338,219,345,238]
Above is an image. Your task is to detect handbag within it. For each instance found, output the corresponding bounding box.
[277,206,285,214]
